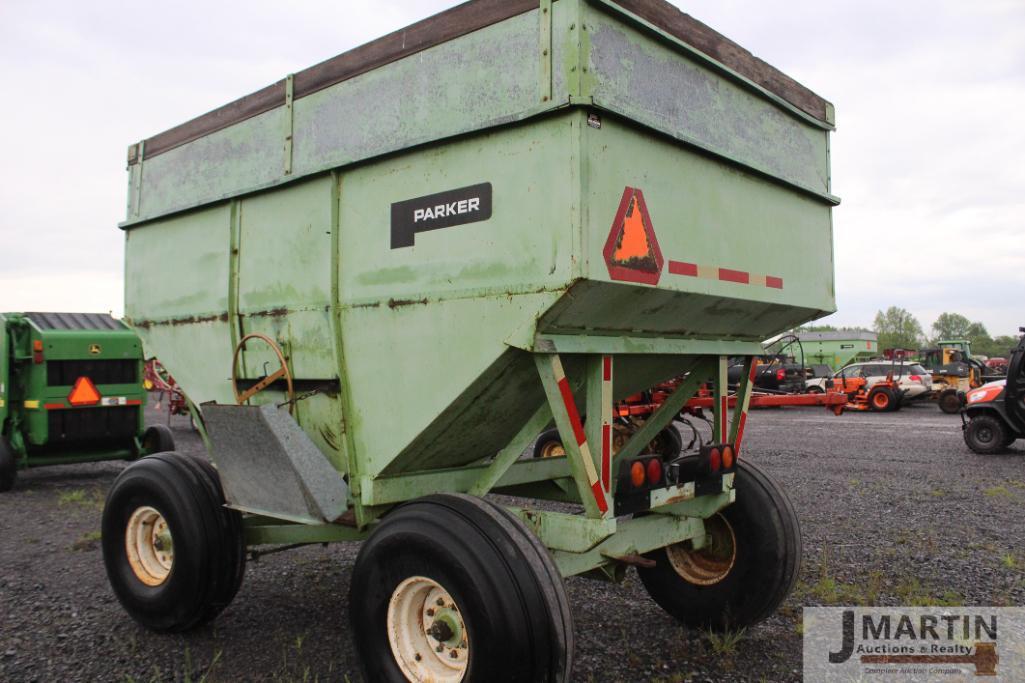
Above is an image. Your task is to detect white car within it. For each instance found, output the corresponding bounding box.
[806,361,933,402]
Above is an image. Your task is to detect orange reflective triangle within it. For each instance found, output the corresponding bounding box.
[602,187,664,285]
[68,376,102,406]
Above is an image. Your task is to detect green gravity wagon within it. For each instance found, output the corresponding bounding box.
[0,312,174,492]
[104,0,838,679]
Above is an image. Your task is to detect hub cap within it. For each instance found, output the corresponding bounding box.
[387,576,469,682]
[125,506,173,586]
[539,440,566,458]
[666,513,737,586]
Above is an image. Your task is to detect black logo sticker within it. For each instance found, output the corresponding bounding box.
[391,183,492,248]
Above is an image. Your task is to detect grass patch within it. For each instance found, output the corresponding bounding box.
[58,489,87,505]
[706,627,746,656]
[71,530,102,552]
[983,485,1013,499]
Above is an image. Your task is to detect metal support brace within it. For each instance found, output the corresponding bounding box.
[613,356,710,466]
[535,354,606,518]
[712,356,729,444]
[131,140,145,217]
[729,356,757,454]
[283,74,295,175]
[468,403,553,496]
[584,355,613,514]
[539,0,553,103]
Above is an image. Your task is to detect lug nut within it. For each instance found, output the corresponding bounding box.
[426,608,435,617]
[450,650,459,659]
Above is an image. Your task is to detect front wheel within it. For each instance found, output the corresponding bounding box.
[868,387,896,412]
[101,452,245,631]
[0,438,17,493]
[963,414,1009,455]
[350,494,573,682]
[139,424,176,457]
[637,458,801,631]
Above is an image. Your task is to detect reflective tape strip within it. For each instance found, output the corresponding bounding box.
[553,365,607,514]
[667,260,783,289]
[601,355,613,493]
[45,403,66,410]
[23,400,40,409]
[734,362,759,456]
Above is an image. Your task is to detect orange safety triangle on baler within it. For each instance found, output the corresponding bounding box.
[68,376,102,406]
[602,187,663,285]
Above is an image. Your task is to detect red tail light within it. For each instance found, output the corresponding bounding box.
[630,461,645,488]
[646,458,662,485]
[909,375,921,382]
[709,447,722,473]
[776,368,786,381]
[721,445,735,470]
[33,339,44,364]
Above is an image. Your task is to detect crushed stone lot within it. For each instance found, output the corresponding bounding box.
[2,402,1023,682]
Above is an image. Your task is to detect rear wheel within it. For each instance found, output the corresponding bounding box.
[637,458,801,631]
[807,386,824,394]
[0,438,17,493]
[963,414,1010,455]
[532,428,566,459]
[350,494,573,682]
[939,391,962,414]
[140,424,176,456]
[102,452,245,631]
[868,387,895,412]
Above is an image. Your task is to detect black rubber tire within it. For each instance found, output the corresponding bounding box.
[101,452,245,632]
[350,493,573,682]
[939,391,962,414]
[963,414,1010,455]
[0,437,17,493]
[637,457,801,632]
[532,427,565,459]
[656,425,684,458]
[141,424,176,456]
[868,387,895,412]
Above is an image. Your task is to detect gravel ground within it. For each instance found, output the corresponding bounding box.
[2,401,1023,682]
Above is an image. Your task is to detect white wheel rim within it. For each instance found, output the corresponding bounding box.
[666,513,737,586]
[387,576,469,682]
[125,505,173,586]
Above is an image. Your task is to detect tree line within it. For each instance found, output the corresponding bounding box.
[798,310,1018,359]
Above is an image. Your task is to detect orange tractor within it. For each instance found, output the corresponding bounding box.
[827,359,905,412]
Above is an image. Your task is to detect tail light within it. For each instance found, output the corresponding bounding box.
[700,443,737,476]
[776,368,786,381]
[33,339,44,364]
[630,461,645,488]
[909,375,921,382]
[646,458,663,486]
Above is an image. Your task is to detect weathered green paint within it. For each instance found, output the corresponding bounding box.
[120,0,837,560]
[509,507,617,552]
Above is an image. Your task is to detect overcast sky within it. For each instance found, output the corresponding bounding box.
[1,0,1022,336]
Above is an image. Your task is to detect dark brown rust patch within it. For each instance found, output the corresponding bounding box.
[387,297,429,309]
[247,307,290,319]
[131,312,230,329]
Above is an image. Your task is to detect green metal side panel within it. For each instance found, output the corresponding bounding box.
[573,0,833,200]
[802,338,877,370]
[556,112,835,339]
[124,9,545,226]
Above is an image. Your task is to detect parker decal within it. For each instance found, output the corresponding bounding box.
[390,183,492,248]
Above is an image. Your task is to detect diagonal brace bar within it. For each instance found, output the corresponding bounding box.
[535,354,606,518]
[468,402,553,496]
[729,355,757,454]
[613,356,712,466]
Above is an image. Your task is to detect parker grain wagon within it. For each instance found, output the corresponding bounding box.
[0,312,173,491]
[104,1,838,679]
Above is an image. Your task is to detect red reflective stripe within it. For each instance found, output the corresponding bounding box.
[44,403,66,410]
[668,260,698,277]
[590,480,609,514]
[735,412,749,456]
[557,377,587,446]
[126,399,143,406]
[601,423,611,492]
[748,363,758,383]
[766,275,784,289]
[719,268,750,284]
[602,355,612,381]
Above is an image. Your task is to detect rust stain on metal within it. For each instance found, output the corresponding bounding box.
[247,307,290,319]
[387,297,429,309]
[601,553,657,568]
[132,312,230,329]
